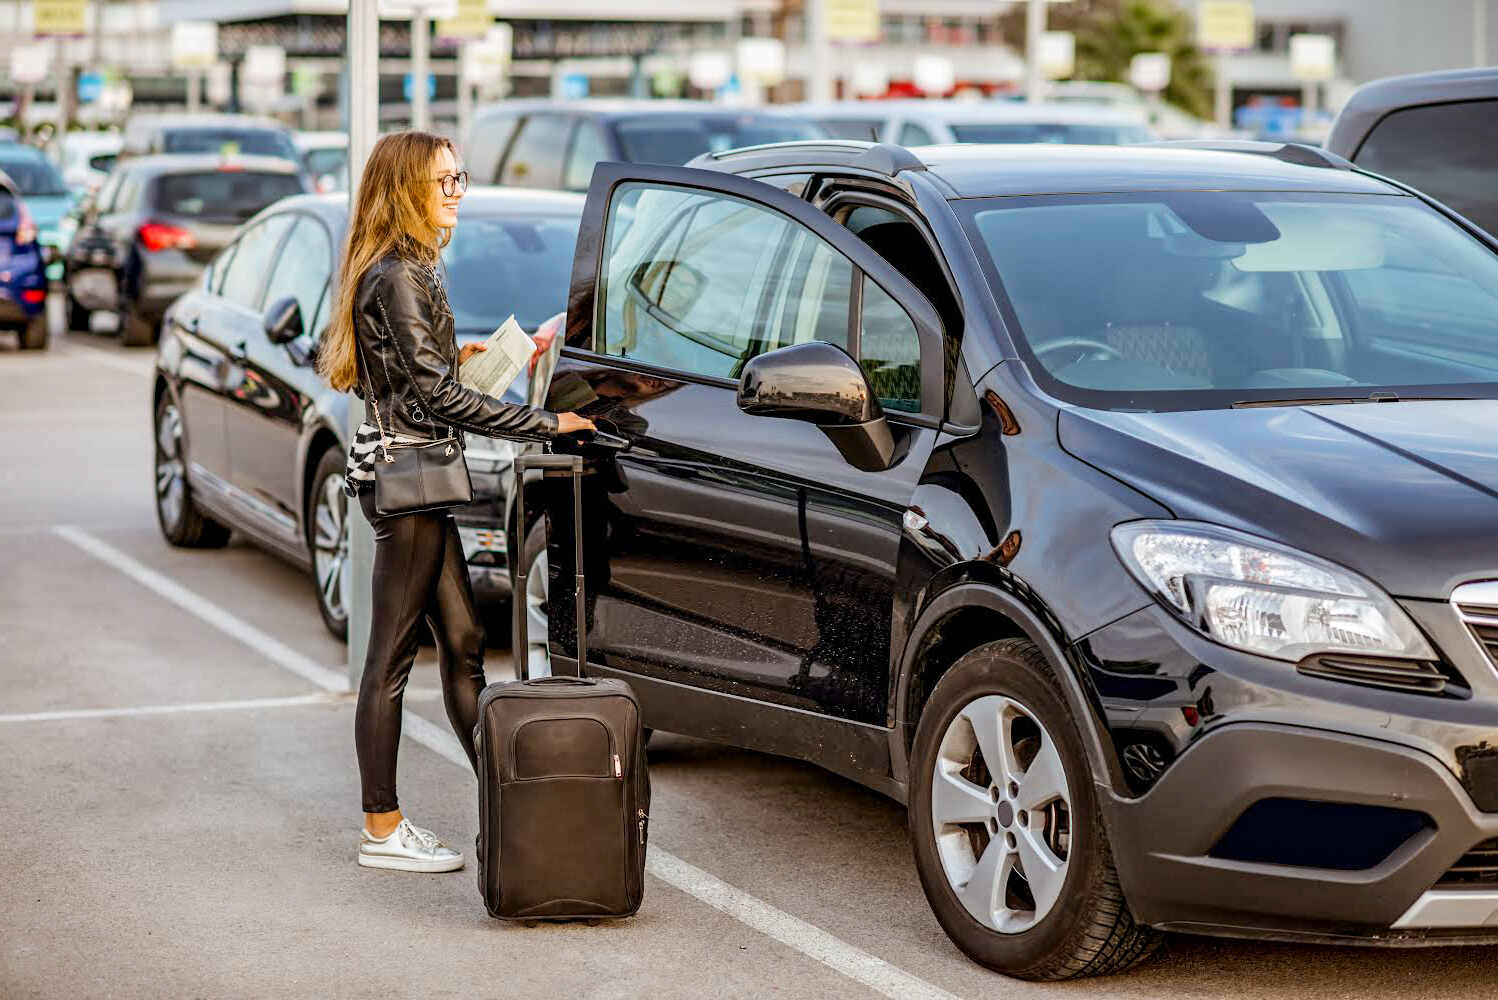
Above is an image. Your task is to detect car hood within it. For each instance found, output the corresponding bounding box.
[1059,400,1498,599]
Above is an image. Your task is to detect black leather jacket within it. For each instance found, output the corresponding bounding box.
[353,251,558,442]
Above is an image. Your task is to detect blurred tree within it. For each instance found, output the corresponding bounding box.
[999,0,1215,119]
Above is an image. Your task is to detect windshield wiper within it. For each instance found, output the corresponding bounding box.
[1233,392,1484,408]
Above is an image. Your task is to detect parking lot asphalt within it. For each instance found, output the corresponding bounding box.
[5,322,1498,999]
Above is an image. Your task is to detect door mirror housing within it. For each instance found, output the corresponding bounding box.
[738,342,896,471]
[263,295,303,346]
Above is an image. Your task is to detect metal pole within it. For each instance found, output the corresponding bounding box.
[187,72,202,114]
[1215,51,1231,130]
[347,0,379,693]
[411,8,429,130]
[53,35,68,136]
[807,0,831,103]
[457,45,473,141]
[1025,0,1045,102]
[1477,0,1490,67]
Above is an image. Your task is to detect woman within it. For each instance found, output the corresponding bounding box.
[318,131,593,873]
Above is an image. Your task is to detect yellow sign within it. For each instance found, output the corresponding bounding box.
[826,0,880,44]
[34,0,87,35]
[437,0,490,40]
[1197,0,1254,52]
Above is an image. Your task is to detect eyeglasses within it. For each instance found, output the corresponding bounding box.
[432,170,469,197]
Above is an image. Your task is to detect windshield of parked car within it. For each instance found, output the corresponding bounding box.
[441,213,581,335]
[163,128,299,162]
[154,171,304,223]
[948,123,1152,144]
[959,190,1498,410]
[0,152,68,196]
[613,114,825,164]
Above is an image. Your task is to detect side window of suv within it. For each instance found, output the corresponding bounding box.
[563,119,609,192]
[217,214,294,309]
[260,216,334,340]
[500,114,570,189]
[599,183,854,380]
[1355,100,1498,236]
[466,112,519,185]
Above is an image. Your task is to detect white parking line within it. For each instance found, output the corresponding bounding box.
[54,338,156,377]
[52,523,965,1000]
[0,692,342,724]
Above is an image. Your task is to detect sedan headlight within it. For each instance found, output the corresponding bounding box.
[1111,521,1434,662]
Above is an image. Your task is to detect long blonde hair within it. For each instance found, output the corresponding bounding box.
[318,130,456,393]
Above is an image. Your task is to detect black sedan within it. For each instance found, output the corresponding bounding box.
[151,187,585,638]
[65,154,308,346]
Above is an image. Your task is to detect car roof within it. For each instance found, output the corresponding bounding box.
[695,139,1398,198]
[272,186,587,228]
[781,100,1150,126]
[474,98,813,122]
[119,153,304,176]
[1326,67,1498,157]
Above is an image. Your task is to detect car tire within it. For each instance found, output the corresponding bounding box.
[154,393,231,549]
[908,638,1161,981]
[517,519,552,679]
[120,298,155,347]
[19,311,47,350]
[66,293,90,333]
[306,448,351,641]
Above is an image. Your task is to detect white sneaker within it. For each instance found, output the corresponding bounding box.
[358,819,465,873]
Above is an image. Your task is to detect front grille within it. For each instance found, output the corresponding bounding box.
[1455,600,1498,668]
[1298,654,1450,695]
[1437,839,1498,887]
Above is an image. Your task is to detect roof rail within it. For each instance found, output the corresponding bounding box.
[1145,139,1353,170]
[705,140,925,177]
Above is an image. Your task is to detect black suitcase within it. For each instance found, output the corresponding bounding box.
[475,452,649,920]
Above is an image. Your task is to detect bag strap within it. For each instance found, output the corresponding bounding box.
[351,328,395,464]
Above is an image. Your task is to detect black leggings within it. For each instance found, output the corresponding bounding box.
[355,490,486,813]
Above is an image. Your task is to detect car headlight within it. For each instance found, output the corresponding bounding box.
[1110,521,1434,662]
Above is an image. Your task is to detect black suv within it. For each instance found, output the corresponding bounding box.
[528,139,1498,979]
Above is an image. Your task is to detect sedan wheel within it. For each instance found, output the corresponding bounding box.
[933,694,1071,934]
[524,532,551,679]
[310,461,350,639]
[153,394,230,549]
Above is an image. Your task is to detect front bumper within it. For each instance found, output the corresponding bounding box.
[1082,603,1498,942]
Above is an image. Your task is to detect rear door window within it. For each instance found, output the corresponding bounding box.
[153,172,304,224]
[1354,99,1498,235]
[500,114,571,188]
[217,214,295,309]
[260,216,334,339]
[467,113,520,184]
[563,119,610,192]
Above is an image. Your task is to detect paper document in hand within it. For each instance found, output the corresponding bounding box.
[459,315,534,400]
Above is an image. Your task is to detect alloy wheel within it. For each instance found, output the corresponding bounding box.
[932,694,1073,934]
[525,544,551,678]
[312,472,349,627]
[155,402,186,530]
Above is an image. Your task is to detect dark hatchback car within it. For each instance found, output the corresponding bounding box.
[523,140,1498,978]
[65,155,307,345]
[1327,67,1498,237]
[151,188,584,638]
[461,99,826,193]
[0,174,49,349]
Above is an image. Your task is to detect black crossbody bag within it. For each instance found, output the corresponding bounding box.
[355,327,473,518]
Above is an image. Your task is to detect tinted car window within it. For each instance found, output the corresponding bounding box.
[961,191,1498,409]
[599,183,853,379]
[501,115,570,188]
[612,114,824,165]
[860,275,920,412]
[1354,100,1498,236]
[93,170,125,213]
[948,123,1151,144]
[441,214,581,335]
[897,122,936,145]
[466,113,520,184]
[0,152,67,195]
[261,216,333,338]
[818,118,883,140]
[153,172,304,224]
[88,153,116,173]
[218,214,294,309]
[302,147,346,178]
[163,128,299,161]
[563,119,610,192]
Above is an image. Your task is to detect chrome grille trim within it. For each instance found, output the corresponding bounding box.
[1451,581,1498,677]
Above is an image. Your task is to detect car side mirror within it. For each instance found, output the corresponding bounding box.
[738,342,895,472]
[263,295,303,346]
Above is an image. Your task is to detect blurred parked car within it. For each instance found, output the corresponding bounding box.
[120,113,301,166]
[1327,67,1498,236]
[783,99,1155,146]
[294,131,348,193]
[56,131,122,195]
[65,154,308,346]
[462,99,827,192]
[0,141,75,281]
[151,188,585,638]
[0,173,51,349]
[1043,81,1218,139]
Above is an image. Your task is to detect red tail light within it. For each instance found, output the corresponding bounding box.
[138,222,197,252]
[21,288,45,304]
[14,202,36,246]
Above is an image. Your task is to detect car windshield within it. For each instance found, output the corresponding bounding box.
[163,128,299,162]
[154,171,304,223]
[440,213,581,335]
[613,114,825,164]
[959,191,1498,410]
[948,123,1152,144]
[0,153,68,195]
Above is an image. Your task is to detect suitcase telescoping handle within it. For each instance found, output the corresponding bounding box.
[512,453,585,682]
